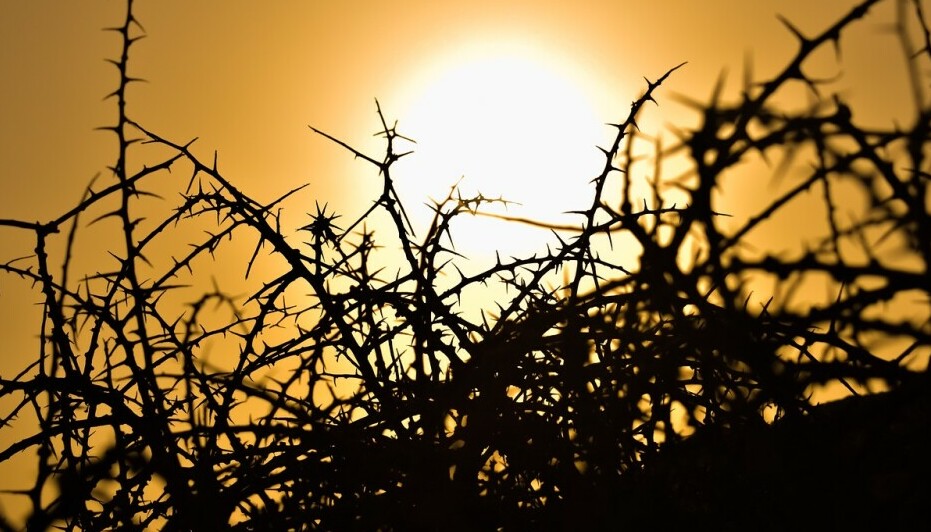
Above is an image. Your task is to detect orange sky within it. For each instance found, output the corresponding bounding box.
[0,2,918,358]
[1,0,913,300]
[1,1,908,222]
[0,0,921,524]
[0,0,915,355]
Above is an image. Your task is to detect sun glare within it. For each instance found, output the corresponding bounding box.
[395,43,608,262]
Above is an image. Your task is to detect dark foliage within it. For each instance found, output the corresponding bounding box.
[2,0,930,529]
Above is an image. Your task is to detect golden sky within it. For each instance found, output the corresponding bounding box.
[0,0,916,396]
[0,0,921,524]
[0,0,914,353]
[0,2,917,351]
[0,0,911,307]
[1,1,907,225]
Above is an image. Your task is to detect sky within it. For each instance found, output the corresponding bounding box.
[0,0,916,353]
[1,0,914,300]
[0,0,921,522]
[1,1,909,228]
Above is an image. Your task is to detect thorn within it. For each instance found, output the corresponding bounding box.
[669,91,705,111]
[710,68,728,107]
[742,49,754,95]
[827,28,843,61]
[776,14,810,46]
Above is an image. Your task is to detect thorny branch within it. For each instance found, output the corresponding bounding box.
[1,0,930,529]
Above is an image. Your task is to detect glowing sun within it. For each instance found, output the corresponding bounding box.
[394,43,608,261]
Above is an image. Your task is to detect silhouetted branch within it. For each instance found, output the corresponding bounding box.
[2,0,930,528]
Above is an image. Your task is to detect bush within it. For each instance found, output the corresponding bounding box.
[1,0,930,529]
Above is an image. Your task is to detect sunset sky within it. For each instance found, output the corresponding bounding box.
[14,2,924,313]
[0,2,918,351]
[0,0,916,352]
[0,0,923,524]
[1,1,909,231]
[0,0,917,391]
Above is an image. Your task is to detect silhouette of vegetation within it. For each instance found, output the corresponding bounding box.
[2,0,930,529]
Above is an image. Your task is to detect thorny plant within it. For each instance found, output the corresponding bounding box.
[2,0,931,529]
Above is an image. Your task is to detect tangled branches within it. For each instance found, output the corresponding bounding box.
[1,0,930,529]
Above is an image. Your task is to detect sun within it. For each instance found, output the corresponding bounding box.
[393,41,609,263]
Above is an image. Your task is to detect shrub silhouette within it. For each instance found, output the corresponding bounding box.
[2,0,930,529]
